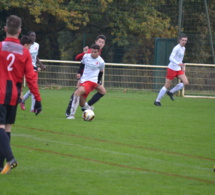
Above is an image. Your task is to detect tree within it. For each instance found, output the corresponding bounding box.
[61,0,178,63]
[2,0,214,64]
[0,0,90,59]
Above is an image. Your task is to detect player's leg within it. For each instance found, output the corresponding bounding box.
[0,126,17,174]
[66,81,80,117]
[66,90,76,117]
[20,90,32,110]
[30,94,36,112]
[154,78,172,106]
[79,96,86,108]
[167,73,189,100]
[67,86,85,119]
[22,90,32,103]
[88,85,106,106]
[0,105,18,174]
[81,85,106,111]
[177,74,189,86]
[18,91,23,104]
[0,125,11,170]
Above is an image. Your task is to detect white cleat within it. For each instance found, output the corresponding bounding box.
[66,115,75,119]
[81,103,94,111]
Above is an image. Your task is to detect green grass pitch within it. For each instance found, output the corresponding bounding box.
[1,88,215,195]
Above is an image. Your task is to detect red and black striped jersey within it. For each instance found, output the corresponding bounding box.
[0,37,41,105]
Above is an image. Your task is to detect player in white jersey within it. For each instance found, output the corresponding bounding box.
[154,35,189,106]
[66,44,105,119]
[20,31,46,112]
[65,35,106,117]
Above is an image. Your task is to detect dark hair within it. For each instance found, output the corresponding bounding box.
[27,31,36,36]
[6,15,22,35]
[91,44,100,50]
[95,34,106,41]
[20,35,33,45]
[179,34,188,40]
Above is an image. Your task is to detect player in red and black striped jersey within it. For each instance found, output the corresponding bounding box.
[0,15,42,174]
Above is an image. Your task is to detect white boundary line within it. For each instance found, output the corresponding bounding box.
[184,95,215,99]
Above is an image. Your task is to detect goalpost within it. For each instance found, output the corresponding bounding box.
[181,63,215,99]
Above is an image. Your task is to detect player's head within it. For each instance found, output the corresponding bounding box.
[90,44,100,59]
[20,35,33,50]
[4,15,22,36]
[179,34,188,47]
[95,35,106,50]
[27,31,36,43]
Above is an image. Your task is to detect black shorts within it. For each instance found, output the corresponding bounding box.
[0,104,18,125]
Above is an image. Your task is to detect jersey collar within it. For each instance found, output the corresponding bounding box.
[4,37,20,44]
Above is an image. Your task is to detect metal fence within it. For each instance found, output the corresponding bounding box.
[37,60,215,98]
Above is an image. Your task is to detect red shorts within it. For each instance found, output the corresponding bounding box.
[80,81,98,98]
[166,68,184,80]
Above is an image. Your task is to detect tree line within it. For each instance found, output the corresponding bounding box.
[0,0,214,64]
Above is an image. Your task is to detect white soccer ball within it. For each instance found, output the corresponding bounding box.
[82,109,95,121]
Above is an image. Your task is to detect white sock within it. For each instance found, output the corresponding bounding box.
[82,102,89,109]
[70,95,80,116]
[31,94,36,111]
[170,83,184,93]
[156,86,167,102]
[22,90,32,103]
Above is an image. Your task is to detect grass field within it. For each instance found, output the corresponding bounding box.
[1,88,215,195]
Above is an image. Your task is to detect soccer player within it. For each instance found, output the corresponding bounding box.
[66,35,106,117]
[18,36,34,102]
[20,31,46,112]
[20,35,33,49]
[75,35,106,61]
[66,44,105,119]
[154,35,189,106]
[0,15,42,174]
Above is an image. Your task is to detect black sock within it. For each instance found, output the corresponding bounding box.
[88,92,104,106]
[0,128,14,162]
[0,132,11,168]
[66,93,74,115]
[0,152,4,169]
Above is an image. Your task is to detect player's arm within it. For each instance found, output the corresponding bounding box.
[36,57,46,70]
[33,66,39,71]
[76,62,85,79]
[75,53,85,61]
[24,54,41,102]
[169,47,181,66]
[97,71,103,85]
[179,62,185,72]
[98,60,105,84]
[75,46,89,61]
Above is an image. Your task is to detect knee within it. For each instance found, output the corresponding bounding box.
[97,86,106,95]
[74,88,83,96]
[101,88,106,95]
[164,84,170,89]
[183,80,189,86]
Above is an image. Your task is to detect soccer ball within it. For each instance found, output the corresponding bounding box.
[82,109,95,121]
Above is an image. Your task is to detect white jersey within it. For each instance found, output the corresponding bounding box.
[80,53,105,84]
[168,44,185,71]
[29,42,39,69]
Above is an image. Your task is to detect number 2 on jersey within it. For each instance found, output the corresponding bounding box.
[7,53,15,71]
